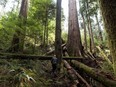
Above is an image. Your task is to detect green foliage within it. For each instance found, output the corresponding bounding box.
[0,12,18,50]
[0,59,56,87]
[0,0,56,54]
[62,32,68,42]
[0,59,36,87]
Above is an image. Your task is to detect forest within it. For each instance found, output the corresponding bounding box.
[0,0,116,87]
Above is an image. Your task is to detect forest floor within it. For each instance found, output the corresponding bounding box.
[0,58,114,87]
[0,59,73,87]
[37,60,71,87]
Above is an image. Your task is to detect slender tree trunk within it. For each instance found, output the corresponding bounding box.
[86,16,92,52]
[95,14,103,43]
[99,0,116,75]
[45,9,48,46]
[86,0,94,53]
[84,0,91,52]
[43,24,46,46]
[89,16,95,52]
[43,8,48,48]
[43,20,47,47]
[81,13,87,50]
[67,0,83,57]
[42,24,45,45]
[55,0,62,71]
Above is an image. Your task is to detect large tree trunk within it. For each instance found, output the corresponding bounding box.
[55,0,62,71]
[11,0,28,53]
[99,0,116,75]
[67,0,83,57]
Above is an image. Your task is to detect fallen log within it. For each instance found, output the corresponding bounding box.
[0,53,101,68]
[63,60,79,87]
[71,68,91,87]
[45,45,101,68]
[0,52,88,60]
[71,60,116,87]
[63,60,92,87]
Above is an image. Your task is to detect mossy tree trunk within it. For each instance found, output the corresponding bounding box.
[67,0,83,57]
[99,0,116,75]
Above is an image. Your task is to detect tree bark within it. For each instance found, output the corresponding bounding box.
[86,0,95,53]
[67,0,83,57]
[89,16,95,53]
[99,0,116,75]
[43,8,48,47]
[81,13,87,50]
[84,0,91,52]
[55,0,62,71]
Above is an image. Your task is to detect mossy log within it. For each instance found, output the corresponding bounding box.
[72,67,91,87]
[64,60,91,87]
[71,60,116,87]
[0,53,100,68]
[0,52,88,60]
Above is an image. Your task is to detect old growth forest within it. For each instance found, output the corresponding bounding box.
[0,0,116,87]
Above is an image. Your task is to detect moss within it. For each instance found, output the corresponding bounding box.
[99,0,116,75]
[72,60,116,87]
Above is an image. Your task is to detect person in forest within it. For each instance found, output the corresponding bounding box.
[51,55,58,75]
